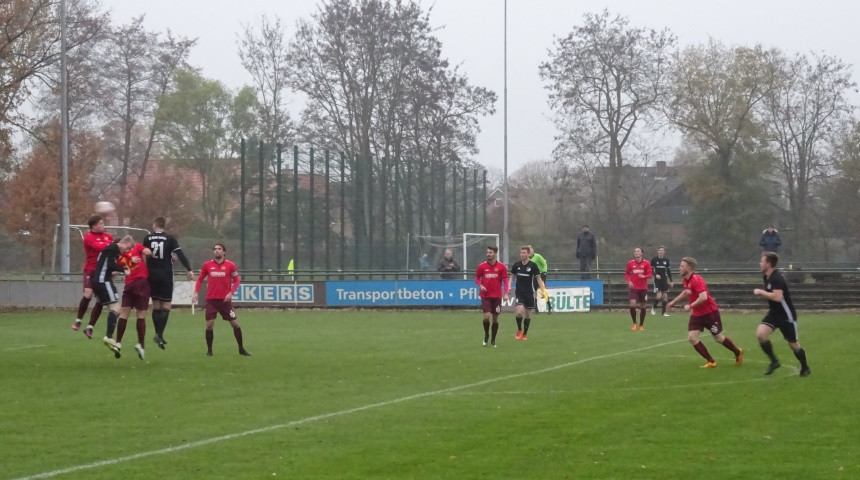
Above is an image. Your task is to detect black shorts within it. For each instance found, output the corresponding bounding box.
[515,291,536,310]
[92,281,120,305]
[761,311,799,343]
[148,270,175,301]
[653,279,669,293]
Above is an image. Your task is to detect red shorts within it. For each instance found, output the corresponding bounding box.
[205,299,237,321]
[688,310,723,335]
[82,270,94,291]
[628,288,648,303]
[121,278,151,311]
[480,297,502,314]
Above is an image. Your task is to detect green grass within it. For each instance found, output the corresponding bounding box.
[1,309,857,479]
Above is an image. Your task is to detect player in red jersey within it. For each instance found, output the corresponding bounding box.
[114,242,152,360]
[192,243,250,356]
[666,257,743,368]
[625,247,652,330]
[72,215,114,337]
[475,245,508,347]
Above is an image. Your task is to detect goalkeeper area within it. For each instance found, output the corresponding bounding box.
[1,309,854,479]
[412,232,499,275]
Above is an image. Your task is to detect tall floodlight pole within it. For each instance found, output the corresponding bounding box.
[501,0,510,265]
[59,0,71,275]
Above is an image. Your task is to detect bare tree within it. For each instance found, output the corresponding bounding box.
[237,14,293,149]
[666,39,779,180]
[762,51,856,241]
[540,10,675,233]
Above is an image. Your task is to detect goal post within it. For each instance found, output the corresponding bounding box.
[462,233,500,278]
[410,233,499,278]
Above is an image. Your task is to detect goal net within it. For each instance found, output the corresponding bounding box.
[412,233,499,278]
[51,224,151,273]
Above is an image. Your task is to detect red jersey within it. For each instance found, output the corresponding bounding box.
[683,273,718,316]
[83,231,114,271]
[117,243,149,284]
[195,258,240,300]
[625,259,652,290]
[475,261,508,298]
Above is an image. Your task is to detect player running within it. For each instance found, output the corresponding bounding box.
[753,252,811,377]
[509,246,548,340]
[475,246,508,347]
[666,257,743,368]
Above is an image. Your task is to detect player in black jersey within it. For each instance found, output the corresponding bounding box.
[91,236,134,357]
[507,246,548,341]
[753,251,811,377]
[650,246,674,317]
[143,217,195,349]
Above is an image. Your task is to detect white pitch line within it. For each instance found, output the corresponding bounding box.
[10,339,684,480]
[4,345,47,351]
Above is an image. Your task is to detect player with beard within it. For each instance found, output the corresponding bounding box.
[475,246,508,347]
[192,244,250,357]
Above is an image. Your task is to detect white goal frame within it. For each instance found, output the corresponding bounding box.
[462,232,500,279]
[51,224,150,273]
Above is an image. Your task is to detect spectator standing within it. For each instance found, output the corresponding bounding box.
[575,225,597,279]
[436,249,461,279]
[759,224,782,253]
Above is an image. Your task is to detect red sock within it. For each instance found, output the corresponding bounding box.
[721,337,740,356]
[116,318,128,343]
[136,318,146,345]
[693,341,715,362]
[76,297,90,320]
[88,302,103,327]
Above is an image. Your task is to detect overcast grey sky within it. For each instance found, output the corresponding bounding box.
[105,0,860,173]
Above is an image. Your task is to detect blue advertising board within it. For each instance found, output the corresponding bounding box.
[326,280,603,307]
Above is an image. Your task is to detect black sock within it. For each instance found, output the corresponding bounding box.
[106,310,118,338]
[629,308,636,322]
[161,309,171,337]
[661,300,667,315]
[792,347,808,369]
[491,321,499,342]
[524,317,531,335]
[516,315,523,330]
[151,309,163,334]
[760,340,778,363]
[653,298,659,308]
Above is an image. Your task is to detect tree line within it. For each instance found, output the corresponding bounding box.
[0,2,857,269]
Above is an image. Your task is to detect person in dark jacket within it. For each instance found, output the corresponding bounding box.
[759,225,782,253]
[576,225,597,279]
[437,249,461,279]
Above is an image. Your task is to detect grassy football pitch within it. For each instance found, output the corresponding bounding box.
[0,309,856,479]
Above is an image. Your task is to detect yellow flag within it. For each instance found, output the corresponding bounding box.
[287,259,294,272]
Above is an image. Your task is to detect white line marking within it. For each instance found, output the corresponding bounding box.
[11,339,684,480]
[5,345,47,351]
